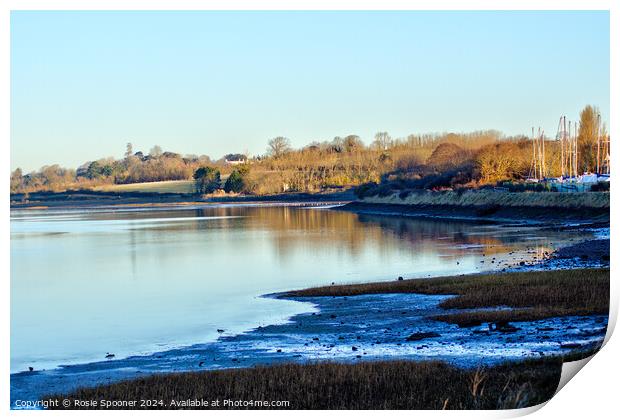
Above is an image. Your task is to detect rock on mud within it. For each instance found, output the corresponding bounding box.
[406,332,441,342]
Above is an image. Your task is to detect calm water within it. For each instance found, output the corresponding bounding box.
[10,203,591,373]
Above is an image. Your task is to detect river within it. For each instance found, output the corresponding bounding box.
[10,203,595,374]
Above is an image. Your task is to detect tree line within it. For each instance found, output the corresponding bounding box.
[11,105,608,195]
[11,144,214,194]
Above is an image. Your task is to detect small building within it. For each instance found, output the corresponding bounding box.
[224,153,247,165]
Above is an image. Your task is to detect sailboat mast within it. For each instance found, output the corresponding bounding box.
[531,126,537,179]
[561,116,566,177]
[596,113,601,175]
[541,129,546,178]
[568,121,573,178]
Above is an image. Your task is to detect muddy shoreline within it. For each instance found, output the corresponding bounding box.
[11,190,610,228]
[11,267,609,407]
[9,201,610,407]
[340,201,610,227]
[12,290,606,407]
[10,190,356,210]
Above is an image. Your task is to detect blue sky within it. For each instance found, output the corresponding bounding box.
[11,10,609,172]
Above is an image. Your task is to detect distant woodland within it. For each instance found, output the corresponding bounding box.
[10,105,608,196]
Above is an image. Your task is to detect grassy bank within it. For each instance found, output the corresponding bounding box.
[361,190,610,210]
[45,358,565,410]
[92,180,196,194]
[285,269,609,325]
[10,188,355,209]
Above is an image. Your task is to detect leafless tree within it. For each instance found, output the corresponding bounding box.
[343,135,363,152]
[267,137,292,158]
[372,132,392,150]
[125,142,133,159]
[149,145,163,158]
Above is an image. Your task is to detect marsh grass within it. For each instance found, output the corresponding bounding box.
[362,190,610,210]
[46,358,564,410]
[285,269,609,325]
[43,270,607,410]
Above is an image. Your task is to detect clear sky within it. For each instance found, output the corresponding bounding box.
[11,10,609,172]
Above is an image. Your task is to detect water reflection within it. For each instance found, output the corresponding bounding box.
[59,205,559,263]
[10,204,590,373]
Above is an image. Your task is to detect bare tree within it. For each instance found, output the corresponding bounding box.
[343,135,363,152]
[267,137,291,158]
[149,145,163,158]
[372,132,392,150]
[125,142,133,159]
[10,168,23,193]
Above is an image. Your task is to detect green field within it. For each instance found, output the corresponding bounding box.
[93,180,196,194]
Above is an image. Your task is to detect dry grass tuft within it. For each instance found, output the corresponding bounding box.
[361,190,610,210]
[45,359,564,410]
[285,269,609,325]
